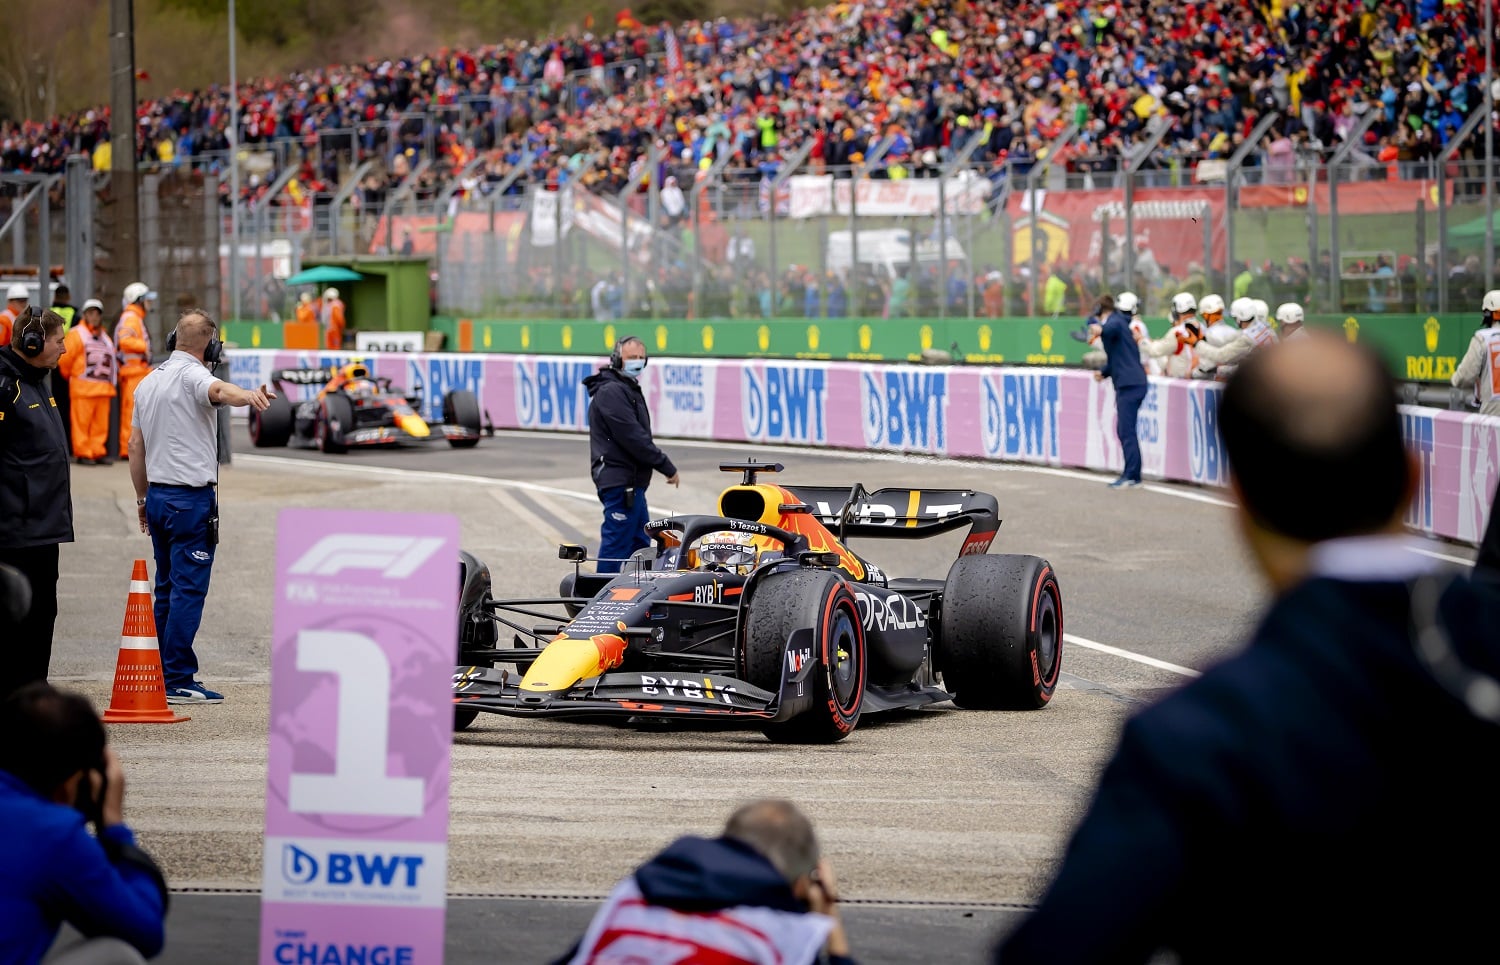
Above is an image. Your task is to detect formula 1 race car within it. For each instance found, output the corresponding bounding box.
[248,360,487,453]
[453,460,1063,743]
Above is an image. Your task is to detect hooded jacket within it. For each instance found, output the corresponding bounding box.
[583,366,677,491]
[558,836,852,965]
[0,345,74,549]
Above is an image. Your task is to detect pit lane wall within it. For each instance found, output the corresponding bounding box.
[226,350,1500,547]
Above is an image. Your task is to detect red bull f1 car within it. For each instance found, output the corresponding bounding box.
[453,460,1063,743]
[248,361,487,453]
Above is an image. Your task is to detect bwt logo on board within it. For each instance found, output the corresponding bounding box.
[1188,387,1227,487]
[742,366,827,444]
[410,357,484,423]
[1402,411,1435,531]
[515,359,593,430]
[981,373,1060,460]
[281,844,424,889]
[861,370,948,452]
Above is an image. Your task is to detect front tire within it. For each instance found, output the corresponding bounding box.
[316,393,353,454]
[936,555,1062,710]
[741,569,866,743]
[444,390,482,448]
[248,393,293,447]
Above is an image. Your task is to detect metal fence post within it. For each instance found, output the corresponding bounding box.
[65,157,94,302]
[767,141,815,318]
[849,137,896,317]
[1225,112,1280,290]
[1433,107,1487,313]
[1122,118,1171,293]
[1326,112,1378,314]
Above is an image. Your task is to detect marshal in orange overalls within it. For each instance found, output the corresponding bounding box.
[114,302,151,458]
[61,318,117,461]
[322,294,346,350]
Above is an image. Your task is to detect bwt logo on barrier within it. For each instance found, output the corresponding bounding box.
[861,370,948,451]
[281,843,425,889]
[1403,411,1435,531]
[742,366,827,443]
[289,535,445,578]
[981,373,1060,460]
[516,359,594,429]
[411,357,484,423]
[1188,388,1228,487]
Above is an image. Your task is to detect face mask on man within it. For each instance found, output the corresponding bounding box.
[622,358,647,379]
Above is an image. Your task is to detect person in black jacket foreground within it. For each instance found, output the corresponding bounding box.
[583,336,679,574]
[0,308,73,699]
[995,331,1500,964]
[557,798,854,965]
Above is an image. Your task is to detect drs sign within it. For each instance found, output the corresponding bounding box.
[262,511,460,965]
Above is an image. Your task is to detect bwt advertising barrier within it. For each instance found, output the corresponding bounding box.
[261,509,460,965]
[229,350,1500,548]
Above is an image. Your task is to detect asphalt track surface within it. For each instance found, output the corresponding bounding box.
[48,426,1477,964]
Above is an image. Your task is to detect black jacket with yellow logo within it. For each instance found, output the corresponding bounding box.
[0,345,73,548]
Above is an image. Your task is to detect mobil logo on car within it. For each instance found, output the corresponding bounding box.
[515,357,594,430]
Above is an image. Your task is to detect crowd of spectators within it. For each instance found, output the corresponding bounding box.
[2,0,1491,200]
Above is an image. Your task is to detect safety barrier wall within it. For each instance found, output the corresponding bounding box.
[226,349,1499,547]
[224,312,1479,385]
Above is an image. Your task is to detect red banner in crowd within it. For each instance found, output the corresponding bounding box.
[1006,187,1227,276]
[1238,179,1446,215]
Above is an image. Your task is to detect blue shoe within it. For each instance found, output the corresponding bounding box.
[166,682,224,704]
[1107,477,1142,489]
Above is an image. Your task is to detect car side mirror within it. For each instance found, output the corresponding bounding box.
[558,544,587,562]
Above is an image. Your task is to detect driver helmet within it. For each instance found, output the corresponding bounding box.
[340,360,371,381]
[694,530,761,573]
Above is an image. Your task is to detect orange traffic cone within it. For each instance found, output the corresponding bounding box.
[102,560,189,724]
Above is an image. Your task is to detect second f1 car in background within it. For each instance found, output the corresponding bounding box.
[248,360,488,452]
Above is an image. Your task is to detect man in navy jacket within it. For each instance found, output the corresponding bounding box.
[1089,292,1148,488]
[0,683,167,963]
[583,336,679,573]
[994,332,1500,964]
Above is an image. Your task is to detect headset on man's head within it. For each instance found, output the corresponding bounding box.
[165,313,224,366]
[610,335,645,371]
[15,306,46,358]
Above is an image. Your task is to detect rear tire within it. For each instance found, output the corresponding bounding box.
[316,393,353,454]
[741,569,866,743]
[444,390,482,448]
[936,555,1062,710]
[248,394,293,447]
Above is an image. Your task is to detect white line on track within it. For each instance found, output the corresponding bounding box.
[1064,634,1201,678]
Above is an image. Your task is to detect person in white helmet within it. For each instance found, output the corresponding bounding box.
[0,282,29,347]
[114,282,156,459]
[1251,298,1270,331]
[320,287,346,350]
[1193,298,1263,380]
[1276,303,1306,339]
[1198,294,1236,346]
[1146,292,1202,378]
[1451,290,1500,416]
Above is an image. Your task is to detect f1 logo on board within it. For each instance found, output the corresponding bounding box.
[289,535,445,578]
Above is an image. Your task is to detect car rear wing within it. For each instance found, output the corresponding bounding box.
[780,485,1000,556]
[269,367,334,385]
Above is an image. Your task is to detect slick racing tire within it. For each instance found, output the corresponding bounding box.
[316,392,354,454]
[937,554,1062,710]
[443,390,482,449]
[741,569,866,744]
[248,393,293,447]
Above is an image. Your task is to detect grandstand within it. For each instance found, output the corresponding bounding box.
[1,0,1494,320]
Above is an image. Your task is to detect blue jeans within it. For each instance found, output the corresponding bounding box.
[596,485,650,574]
[145,485,216,689]
[1116,385,1148,483]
